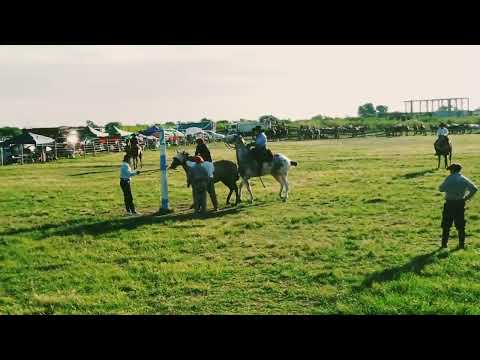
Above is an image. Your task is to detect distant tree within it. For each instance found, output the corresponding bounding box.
[376,105,389,116]
[437,105,455,112]
[164,122,176,128]
[104,122,122,133]
[358,103,376,117]
[86,120,100,128]
[0,127,22,137]
[311,114,324,120]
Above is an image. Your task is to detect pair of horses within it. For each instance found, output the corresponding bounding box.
[125,141,144,169]
[169,134,298,206]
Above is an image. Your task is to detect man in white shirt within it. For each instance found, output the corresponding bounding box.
[120,154,141,216]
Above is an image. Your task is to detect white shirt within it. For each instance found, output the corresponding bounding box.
[437,127,448,136]
[120,161,138,180]
[186,160,214,178]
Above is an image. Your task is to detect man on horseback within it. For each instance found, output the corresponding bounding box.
[248,126,269,176]
[434,123,450,155]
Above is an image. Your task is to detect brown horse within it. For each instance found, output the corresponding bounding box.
[125,142,143,170]
[434,136,452,169]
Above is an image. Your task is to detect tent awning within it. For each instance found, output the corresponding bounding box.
[185,127,205,136]
[111,126,132,137]
[6,132,55,145]
[86,126,109,138]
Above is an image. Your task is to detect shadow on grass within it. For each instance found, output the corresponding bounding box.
[0,201,273,239]
[357,248,461,290]
[69,170,119,176]
[393,169,437,180]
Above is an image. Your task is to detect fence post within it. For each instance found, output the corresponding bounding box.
[93,140,96,157]
[107,138,110,152]
[0,146,3,166]
[158,128,172,215]
[21,144,24,165]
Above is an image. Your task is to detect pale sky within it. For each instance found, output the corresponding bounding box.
[0,45,478,128]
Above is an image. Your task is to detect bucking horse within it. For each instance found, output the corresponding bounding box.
[225,134,298,203]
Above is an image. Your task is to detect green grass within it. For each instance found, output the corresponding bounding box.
[1,135,480,314]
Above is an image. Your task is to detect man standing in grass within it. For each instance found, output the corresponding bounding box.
[188,156,209,216]
[195,137,218,211]
[120,154,141,216]
[439,163,477,249]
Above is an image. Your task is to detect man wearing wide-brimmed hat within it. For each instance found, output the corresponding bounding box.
[438,163,477,249]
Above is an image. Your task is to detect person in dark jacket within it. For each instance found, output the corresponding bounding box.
[438,163,477,249]
[195,137,212,162]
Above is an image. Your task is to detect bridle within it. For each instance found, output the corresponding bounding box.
[224,134,238,150]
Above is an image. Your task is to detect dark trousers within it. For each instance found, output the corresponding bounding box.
[207,179,218,210]
[441,199,466,246]
[193,181,208,214]
[120,179,135,213]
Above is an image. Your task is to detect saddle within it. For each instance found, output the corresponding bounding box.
[250,147,273,163]
[434,136,451,154]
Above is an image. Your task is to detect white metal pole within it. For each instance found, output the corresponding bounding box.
[159,128,171,214]
[0,146,3,166]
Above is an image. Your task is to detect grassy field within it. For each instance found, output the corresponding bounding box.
[1,135,480,314]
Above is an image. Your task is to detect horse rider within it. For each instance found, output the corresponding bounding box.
[188,155,210,215]
[249,125,268,175]
[195,137,212,162]
[195,137,218,210]
[438,163,477,249]
[120,154,141,216]
[434,122,449,155]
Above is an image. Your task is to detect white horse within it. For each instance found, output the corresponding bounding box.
[225,134,298,203]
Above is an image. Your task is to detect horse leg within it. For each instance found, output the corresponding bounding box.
[139,152,143,168]
[445,155,448,169]
[243,177,254,204]
[226,188,233,205]
[238,179,244,202]
[224,180,233,205]
[233,183,240,205]
[282,174,289,202]
[273,173,284,199]
[437,155,440,170]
